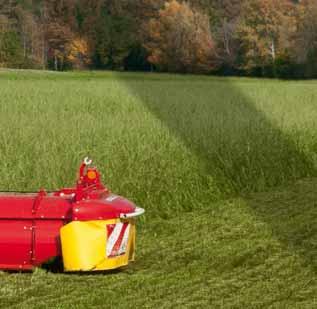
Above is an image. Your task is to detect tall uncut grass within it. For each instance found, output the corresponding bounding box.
[0,71,317,216]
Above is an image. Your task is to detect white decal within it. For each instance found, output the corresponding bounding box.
[118,224,130,255]
[106,223,130,258]
[106,223,123,257]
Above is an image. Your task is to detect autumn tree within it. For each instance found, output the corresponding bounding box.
[189,0,243,68]
[45,22,74,70]
[123,0,165,71]
[208,0,244,73]
[237,0,296,75]
[145,0,217,73]
[66,37,91,69]
[39,0,78,70]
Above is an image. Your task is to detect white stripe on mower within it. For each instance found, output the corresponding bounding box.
[106,223,130,257]
[118,224,131,255]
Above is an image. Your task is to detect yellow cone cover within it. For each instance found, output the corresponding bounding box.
[60,219,135,271]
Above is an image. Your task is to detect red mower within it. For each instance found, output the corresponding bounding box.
[0,158,144,271]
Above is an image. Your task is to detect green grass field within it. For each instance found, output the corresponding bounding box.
[1,70,317,308]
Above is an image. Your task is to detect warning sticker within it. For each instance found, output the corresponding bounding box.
[106,223,130,258]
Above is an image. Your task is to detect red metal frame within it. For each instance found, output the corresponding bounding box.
[0,158,137,270]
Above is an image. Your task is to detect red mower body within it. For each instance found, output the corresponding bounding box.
[0,158,144,271]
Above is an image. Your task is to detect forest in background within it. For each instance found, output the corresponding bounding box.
[1,0,317,78]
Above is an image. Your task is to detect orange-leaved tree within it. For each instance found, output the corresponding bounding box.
[66,37,91,69]
[237,0,296,74]
[145,0,217,73]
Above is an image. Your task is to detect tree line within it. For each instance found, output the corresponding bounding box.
[1,0,317,78]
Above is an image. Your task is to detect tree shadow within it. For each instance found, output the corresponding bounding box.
[117,73,315,195]
[246,178,317,271]
[115,72,317,270]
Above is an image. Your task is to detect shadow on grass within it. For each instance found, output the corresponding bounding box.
[116,72,317,270]
[117,73,316,194]
[246,178,317,271]
[41,257,127,275]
